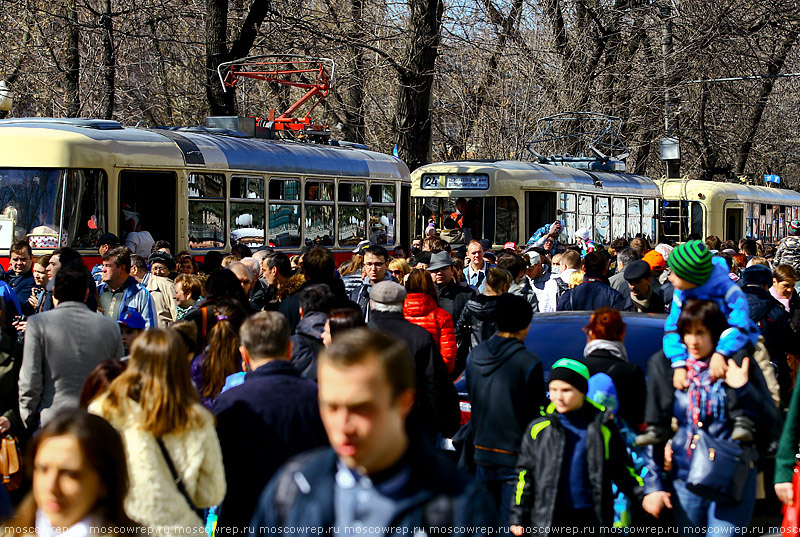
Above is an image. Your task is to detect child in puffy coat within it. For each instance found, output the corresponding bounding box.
[403,268,457,373]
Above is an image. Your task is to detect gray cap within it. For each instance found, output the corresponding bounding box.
[369,281,407,304]
[427,251,454,272]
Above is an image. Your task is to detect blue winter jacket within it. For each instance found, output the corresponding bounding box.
[663,257,758,367]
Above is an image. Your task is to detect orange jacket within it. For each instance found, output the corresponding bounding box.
[403,293,457,373]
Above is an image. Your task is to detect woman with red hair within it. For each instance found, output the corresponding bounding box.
[403,269,458,373]
[580,307,646,429]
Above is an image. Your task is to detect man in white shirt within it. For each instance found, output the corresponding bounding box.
[462,240,493,292]
[539,250,581,312]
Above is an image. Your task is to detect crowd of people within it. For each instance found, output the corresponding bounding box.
[1,220,800,536]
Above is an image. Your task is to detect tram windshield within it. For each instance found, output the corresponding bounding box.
[0,168,107,249]
[413,196,518,246]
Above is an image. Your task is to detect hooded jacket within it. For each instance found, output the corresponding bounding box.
[289,311,327,380]
[509,400,643,529]
[456,294,500,351]
[663,257,759,367]
[403,293,457,373]
[580,343,646,427]
[465,335,545,468]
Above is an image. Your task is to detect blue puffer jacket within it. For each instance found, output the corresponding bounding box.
[663,257,758,367]
[641,358,781,496]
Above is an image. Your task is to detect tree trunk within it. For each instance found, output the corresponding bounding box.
[100,0,115,119]
[342,0,367,144]
[65,0,80,117]
[735,32,797,174]
[205,0,235,115]
[393,0,444,171]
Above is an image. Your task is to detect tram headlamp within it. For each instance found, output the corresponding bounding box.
[0,81,11,112]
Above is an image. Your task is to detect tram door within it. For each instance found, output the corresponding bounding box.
[526,191,556,239]
[119,170,177,249]
[725,208,743,243]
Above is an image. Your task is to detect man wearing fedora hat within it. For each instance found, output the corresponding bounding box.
[428,251,475,376]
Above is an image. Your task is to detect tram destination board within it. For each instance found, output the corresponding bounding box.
[421,173,489,190]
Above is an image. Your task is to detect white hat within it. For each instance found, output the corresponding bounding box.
[575,227,591,241]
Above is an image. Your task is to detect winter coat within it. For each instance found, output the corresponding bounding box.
[641,354,780,496]
[557,276,625,312]
[247,439,497,535]
[509,400,642,528]
[608,271,631,303]
[369,310,460,438]
[663,257,759,368]
[622,289,666,314]
[89,396,226,535]
[509,280,538,311]
[579,343,646,427]
[212,360,328,531]
[465,335,545,468]
[775,235,800,272]
[743,284,796,394]
[403,293,457,374]
[289,311,326,380]
[2,271,35,305]
[143,273,177,327]
[456,294,500,352]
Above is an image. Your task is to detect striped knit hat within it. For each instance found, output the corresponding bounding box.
[790,220,800,236]
[668,240,713,286]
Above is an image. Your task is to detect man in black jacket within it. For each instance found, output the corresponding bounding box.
[213,311,328,531]
[558,251,624,311]
[429,251,475,375]
[367,280,460,438]
[741,264,796,405]
[466,293,545,526]
[289,283,334,380]
[622,260,666,314]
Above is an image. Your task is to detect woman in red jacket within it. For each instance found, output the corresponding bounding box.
[403,268,458,373]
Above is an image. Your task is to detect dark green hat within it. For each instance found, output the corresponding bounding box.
[549,358,590,394]
[667,240,713,286]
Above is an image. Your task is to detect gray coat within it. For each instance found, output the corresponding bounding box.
[608,271,631,302]
[19,301,124,430]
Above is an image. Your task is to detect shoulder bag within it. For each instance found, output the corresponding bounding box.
[0,434,22,491]
[686,428,753,503]
[156,438,204,519]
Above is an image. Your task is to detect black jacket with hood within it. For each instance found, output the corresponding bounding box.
[509,400,643,529]
[465,334,545,467]
[456,294,501,351]
[289,311,327,381]
[579,345,646,427]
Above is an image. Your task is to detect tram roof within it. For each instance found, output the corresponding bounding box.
[658,178,800,205]
[411,160,660,196]
[0,118,409,180]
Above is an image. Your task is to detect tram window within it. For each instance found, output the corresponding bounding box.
[268,204,301,247]
[559,193,576,241]
[339,182,366,202]
[612,198,626,240]
[231,176,265,199]
[370,184,395,204]
[495,197,518,245]
[305,181,334,202]
[690,202,703,237]
[578,195,592,241]
[338,205,366,246]
[59,170,108,248]
[627,199,641,238]
[594,197,610,244]
[188,173,224,249]
[0,169,63,244]
[369,207,395,246]
[268,179,300,201]
[230,202,266,248]
[305,205,334,246]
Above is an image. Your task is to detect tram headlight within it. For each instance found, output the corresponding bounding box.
[0,81,12,112]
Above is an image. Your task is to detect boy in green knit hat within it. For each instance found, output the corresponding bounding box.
[636,240,760,445]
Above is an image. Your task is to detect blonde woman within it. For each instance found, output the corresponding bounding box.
[388,257,411,281]
[90,329,225,535]
[569,269,584,288]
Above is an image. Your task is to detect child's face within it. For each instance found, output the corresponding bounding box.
[549,380,585,413]
[682,325,714,360]
[120,326,143,351]
[669,271,698,291]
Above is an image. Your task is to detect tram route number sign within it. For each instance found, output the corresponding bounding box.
[421,174,489,190]
[764,174,781,184]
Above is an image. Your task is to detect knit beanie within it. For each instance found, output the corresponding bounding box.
[667,240,713,286]
[495,293,533,333]
[549,358,590,394]
[790,220,800,236]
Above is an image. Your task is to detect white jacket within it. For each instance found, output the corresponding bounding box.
[89,396,226,535]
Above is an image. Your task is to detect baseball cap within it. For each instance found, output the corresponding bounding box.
[118,310,146,330]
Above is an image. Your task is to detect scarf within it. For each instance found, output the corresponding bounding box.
[685,356,727,453]
[583,339,628,362]
[629,288,653,313]
[770,286,791,313]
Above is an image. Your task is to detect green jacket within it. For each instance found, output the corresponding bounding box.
[776,380,800,483]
